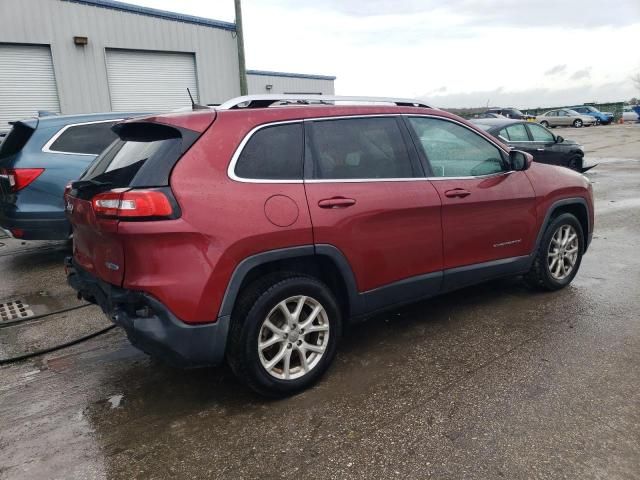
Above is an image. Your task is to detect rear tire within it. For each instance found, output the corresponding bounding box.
[524,213,584,291]
[573,119,583,128]
[227,273,342,397]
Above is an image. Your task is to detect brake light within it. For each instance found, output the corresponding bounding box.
[92,189,174,219]
[0,168,44,192]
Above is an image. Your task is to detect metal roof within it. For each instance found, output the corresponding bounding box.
[246,70,337,81]
[63,0,237,31]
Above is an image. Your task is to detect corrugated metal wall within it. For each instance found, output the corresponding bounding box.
[247,73,335,95]
[0,0,240,116]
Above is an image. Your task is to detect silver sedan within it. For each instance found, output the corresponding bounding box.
[537,109,597,128]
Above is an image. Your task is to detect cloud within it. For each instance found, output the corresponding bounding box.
[429,86,448,94]
[268,0,640,28]
[545,64,567,76]
[571,68,592,80]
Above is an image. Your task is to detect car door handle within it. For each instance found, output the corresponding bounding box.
[444,188,471,198]
[537,148,545,151]
[318,197,356,209]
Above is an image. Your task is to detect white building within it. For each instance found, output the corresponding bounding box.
[0,0,336,129]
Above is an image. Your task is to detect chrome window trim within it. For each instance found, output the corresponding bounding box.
[41,119,122,156]
[227,113,511,184]
[227,119,305,184]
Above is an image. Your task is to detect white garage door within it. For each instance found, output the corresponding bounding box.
[0,44,60,130]
[106,49,199,112]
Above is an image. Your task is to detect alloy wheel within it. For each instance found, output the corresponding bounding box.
[257,295,330,380]
[547,224,579,280]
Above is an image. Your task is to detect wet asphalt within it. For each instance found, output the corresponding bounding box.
[0,124,639,480]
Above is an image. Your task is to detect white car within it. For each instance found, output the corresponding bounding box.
[622,106,639,123]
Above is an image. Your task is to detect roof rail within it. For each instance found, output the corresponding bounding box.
[217,94,431,110]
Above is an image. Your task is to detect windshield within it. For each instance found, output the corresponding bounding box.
[474,123,493,132]
[566,110,582,116]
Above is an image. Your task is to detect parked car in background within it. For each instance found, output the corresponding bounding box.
[65,94,594,396]
[568,105,614,125]
[622,105,640,123]
[537,109,596,128]
[472,112,507,119]
[485,108,536,121]
[472,118,587,172]
[0,112,143,240]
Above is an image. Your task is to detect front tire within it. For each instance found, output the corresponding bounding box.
[540,120,549,128]
[227,274,342,397]
[567,156,583,172]
[573,119,583,128]
[525,213,584,291]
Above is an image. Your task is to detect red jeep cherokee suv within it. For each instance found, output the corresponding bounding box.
[66,95,594,396]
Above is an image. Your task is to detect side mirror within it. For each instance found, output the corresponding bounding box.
[509,150,533,171]
[556,135,564,143]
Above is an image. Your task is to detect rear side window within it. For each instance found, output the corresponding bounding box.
[0,123,35,158]
[234,123,303,180]
[48,121,118,155]
[81,123,183,188]
[308,117,414,179]
[504,124,529,141]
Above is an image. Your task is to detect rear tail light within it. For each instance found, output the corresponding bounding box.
[0,168,44,192]
[92,189,175,219]
[9,228,24,238]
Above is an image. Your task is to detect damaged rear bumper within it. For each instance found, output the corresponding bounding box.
[65,257,229,367]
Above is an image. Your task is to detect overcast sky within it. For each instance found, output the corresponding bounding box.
[126,0,639,108]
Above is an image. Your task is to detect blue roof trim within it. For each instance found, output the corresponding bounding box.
[246,70,336,81]
[63,0,236,31]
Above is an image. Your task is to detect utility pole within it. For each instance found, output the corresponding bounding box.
[234,0,248,95]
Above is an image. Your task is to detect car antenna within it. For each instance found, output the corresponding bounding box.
[187,88,209,110]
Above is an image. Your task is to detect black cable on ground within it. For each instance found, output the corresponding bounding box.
[0,325,116,365]
[0,303,92,330]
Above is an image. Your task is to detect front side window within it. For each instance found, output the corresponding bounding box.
[49,122,118,155]
[504,124,529,141]
[408,117,506,177]
[234,123,303,180]
[308,117,414,179]
[528,123,555,143]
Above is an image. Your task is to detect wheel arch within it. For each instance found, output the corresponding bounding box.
[218,245,360,321]
[535,198,591,254]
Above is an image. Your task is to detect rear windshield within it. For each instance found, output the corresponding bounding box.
[81,123,182,188]
[0,123,35,159]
